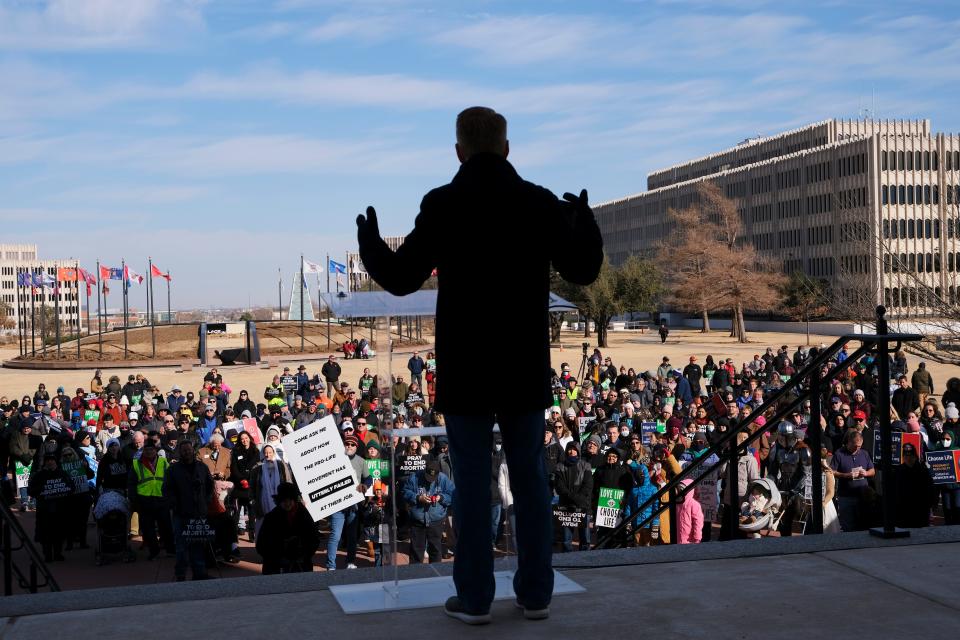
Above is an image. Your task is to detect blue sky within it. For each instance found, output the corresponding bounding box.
[3,0,960,309]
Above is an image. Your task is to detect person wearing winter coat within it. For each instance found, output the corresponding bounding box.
[60,445,95,550]
[719,432,761,540]
[591,448,633,543]
[256,482,319,574]
[249,444,294,538]
[232,391,257,420]
[230,431,260,538]
[402,460,454,563]
[551,442,593,552]
[9,420,40,510]
[623,461,658,546]
[28,454,73,562]
[162,441,215,581]
[676,478,704,544]
[96,439,129,494]
[894,442,935,528]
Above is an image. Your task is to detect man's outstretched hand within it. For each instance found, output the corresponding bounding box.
[356,206,381,243]
[563,189,592,216]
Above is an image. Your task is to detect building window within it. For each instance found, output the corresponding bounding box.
[925,219,932,238]
[933,151,939,170]
[935,219,941,238]
[899,185,906,203]
[907,152,914,171]
[924,185,931,205]
[882,185,889,205]
[924,151,931,170]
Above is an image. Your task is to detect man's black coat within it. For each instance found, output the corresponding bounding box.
[359,153,602,416]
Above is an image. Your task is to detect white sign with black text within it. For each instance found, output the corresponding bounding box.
[282,416,365,521]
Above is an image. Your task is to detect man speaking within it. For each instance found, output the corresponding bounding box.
[357,106,602,624]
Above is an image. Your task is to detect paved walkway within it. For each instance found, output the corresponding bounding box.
[3,528,958,639]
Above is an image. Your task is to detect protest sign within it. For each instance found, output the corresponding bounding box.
[578,417,592,432]
[873,431,922,465]
[222,418,263,445]
[280,374,297,392]
[595,487,625,528]
[553,508,587,528]
[181,517,216,542]
[39,476,73,499]
[925,450,960,485]
[641,421,658,445]
[367,459,390,480]
[61,460,89,493]
[15,461,31,490]
[398,455,427,474]
[282,416,364,521]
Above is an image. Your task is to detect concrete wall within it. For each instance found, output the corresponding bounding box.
[679,318,856,336]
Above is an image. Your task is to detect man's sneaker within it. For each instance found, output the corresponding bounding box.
[515,600,550,620]
[346,563,358,569]
[444,597,491,625]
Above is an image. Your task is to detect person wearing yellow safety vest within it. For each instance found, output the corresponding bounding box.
[128,440,174,560]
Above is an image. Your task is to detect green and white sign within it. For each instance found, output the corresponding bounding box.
[15,461,31,490]
[367,459,390,480]
[595,487,625,528]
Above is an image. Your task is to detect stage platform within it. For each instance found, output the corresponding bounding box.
[3,526,959,638]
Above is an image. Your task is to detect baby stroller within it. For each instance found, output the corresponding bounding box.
[93,491,136,565]
[738,478,785,538]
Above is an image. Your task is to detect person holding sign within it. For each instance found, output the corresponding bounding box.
[28,454,73,562]
[163,441,214,582]
[402,459,454,565]
[931,431,960,524]
[893,443,934,528]
[551,442,593,552]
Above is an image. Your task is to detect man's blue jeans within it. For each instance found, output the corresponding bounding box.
[327,506,358,570]
[491,503,502,545]
[446,412,553,614]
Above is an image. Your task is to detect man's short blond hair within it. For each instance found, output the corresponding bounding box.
[456,106,507,159]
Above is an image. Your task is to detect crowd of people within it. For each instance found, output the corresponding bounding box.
[0,342,956,580]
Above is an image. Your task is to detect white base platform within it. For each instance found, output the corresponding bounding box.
[330,570,585,614]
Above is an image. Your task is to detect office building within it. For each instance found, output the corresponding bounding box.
[595,119,960,315]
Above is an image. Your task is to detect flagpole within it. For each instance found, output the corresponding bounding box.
[326,254,331,350]
[96,260,103,355]
[166,271,171,324]
[75,261,81,360]
[300,254,305,352]
[83,267,91,343]
[39,269,47,356]
[149,258,156,358]
[278,268,283,321]
[121,259,128,358]
[30,269,36,357]
[15,267,22,357]
[53,264,62,357]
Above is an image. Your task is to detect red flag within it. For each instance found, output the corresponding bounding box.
[151,264,171,281]
[57,267,77,282]
[99,265,110,280]
[86,282,92,296]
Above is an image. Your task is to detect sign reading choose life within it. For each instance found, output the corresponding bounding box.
[283,416,365,521]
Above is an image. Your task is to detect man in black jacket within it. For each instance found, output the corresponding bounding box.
[163,441,214,581]
[358,106,602,624]
[552,442,593,552]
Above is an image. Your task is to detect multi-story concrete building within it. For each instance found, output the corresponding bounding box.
[0,243,84,336]
[595,119,960,317]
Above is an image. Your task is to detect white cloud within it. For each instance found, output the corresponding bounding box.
[305,13,398,42]
[433,14,625,65]
[0,0,204,50]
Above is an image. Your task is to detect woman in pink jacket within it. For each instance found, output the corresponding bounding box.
[677,478,704,544]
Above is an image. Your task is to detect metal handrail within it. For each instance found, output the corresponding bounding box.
[0,500,60,595]
[594,316,922,549]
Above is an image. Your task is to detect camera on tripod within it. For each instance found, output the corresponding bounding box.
[581,342,589,354]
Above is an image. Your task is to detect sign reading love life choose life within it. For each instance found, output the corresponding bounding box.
[282,415,365,522]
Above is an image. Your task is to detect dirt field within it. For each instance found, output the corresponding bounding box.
[1,326,956,403]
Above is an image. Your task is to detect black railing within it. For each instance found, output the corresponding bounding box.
[1,501,60,595]
[595,306,922,548]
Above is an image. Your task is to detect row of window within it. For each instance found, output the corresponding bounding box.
[807,193,834,215]
[749,174,773,195]
[837,153,868,178]
[881,149,940,172]
[883,253,944,273]
[838,187,868,210]
[751,203,774,222]
[881,184,950,206]
[805,160,832,184]
[776,167,803,190]
[881,218,948,240]
[778,229,801,249]
[809,256,835,277]
[947,151,960,171]
[883,287,958,309]
[807,225,834,246]
[840,221,870,243]
[840,254,871,274]
[777,198,802,218]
